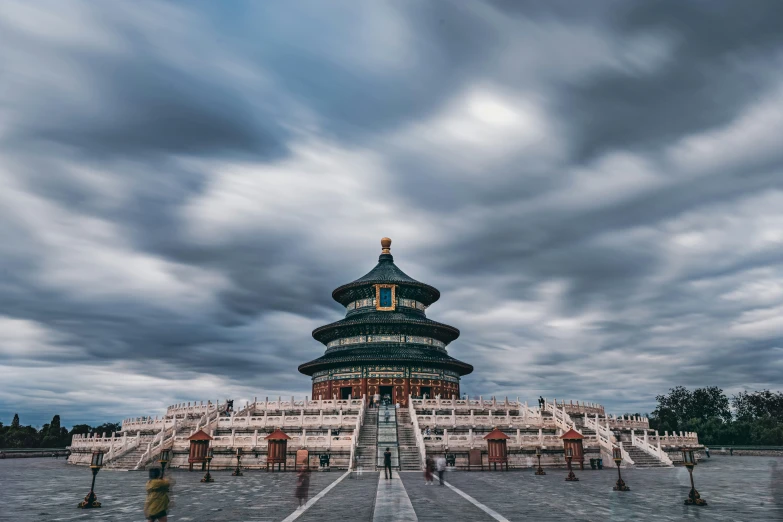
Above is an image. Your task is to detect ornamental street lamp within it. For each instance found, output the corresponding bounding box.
[77,451,104,508]
[534,447,546,475]
[564,447,579,482]
[682,448,706,506]
[201,447,214,483]
[612,447,630,491]
[159,448,171,477]
[232,448,243,476]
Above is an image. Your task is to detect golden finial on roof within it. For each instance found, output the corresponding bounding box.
[381,237,392,254]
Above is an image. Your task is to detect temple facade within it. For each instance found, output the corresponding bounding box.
[298,238,473,405]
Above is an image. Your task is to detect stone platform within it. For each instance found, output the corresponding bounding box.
[2,456,781,520]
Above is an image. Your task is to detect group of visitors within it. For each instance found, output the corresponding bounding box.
[422,426,444,440]
[142,463,314,519]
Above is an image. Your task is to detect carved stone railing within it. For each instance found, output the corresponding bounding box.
[583,413,633,465]
[348,396,364,471]
[408,396,427,466]
[631,430,673,466]
[544,400,581,435]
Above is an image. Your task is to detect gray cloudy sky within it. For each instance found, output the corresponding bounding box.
[1,1,782,427]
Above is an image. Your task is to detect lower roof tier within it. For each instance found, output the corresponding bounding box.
[298,345,473,376]
[312,312,460,345]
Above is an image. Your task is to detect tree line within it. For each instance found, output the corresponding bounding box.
[0,414,121,449]
[647,386,783,446]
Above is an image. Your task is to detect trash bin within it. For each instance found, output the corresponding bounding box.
[589,458,597,470]
[597,458,603,470]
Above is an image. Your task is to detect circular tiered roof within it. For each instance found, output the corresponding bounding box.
[298,238,473,377]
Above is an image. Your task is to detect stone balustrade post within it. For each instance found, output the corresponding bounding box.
[338,410,343,425]
[516,428,521,445]
[506,410,510,426]
[452,410,456,427]
[469,428,473,448]
[538,428,543,445]
[644,431,648,445]
[300,409,305,427]
[444,429,449,446]
[302,427,307,448]
[470,410,474,426]
[319,410,324,426]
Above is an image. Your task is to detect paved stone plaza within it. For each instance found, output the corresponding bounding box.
[2,456,781,521]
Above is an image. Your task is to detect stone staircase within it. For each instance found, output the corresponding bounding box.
[625,444,670,468]
[104,446,148,470]
[354,409,378,470]
[396,410,422,471]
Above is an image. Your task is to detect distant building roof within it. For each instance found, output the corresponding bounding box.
[188,430,213,441]
[559,428,584,440]
[265,428,291,441]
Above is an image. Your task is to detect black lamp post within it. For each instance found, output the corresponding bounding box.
[682,448,706,505]
[565,446,578,481]
[77,451,104,508]
[535,447,546,475]
[232,448,243,476]
[201,447,214,483]
[159,448,171,477]
[612,447,630,491]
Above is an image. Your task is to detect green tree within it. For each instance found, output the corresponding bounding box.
[11,413,20,429]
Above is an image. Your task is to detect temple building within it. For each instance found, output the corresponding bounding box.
[298,238,473,405]
[67,237,701,471]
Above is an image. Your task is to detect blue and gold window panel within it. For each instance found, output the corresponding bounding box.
[375,284,396,311]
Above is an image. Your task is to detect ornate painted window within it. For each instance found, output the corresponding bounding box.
[375,284,396,311]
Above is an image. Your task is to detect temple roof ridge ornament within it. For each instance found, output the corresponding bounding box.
[331,237,441,306]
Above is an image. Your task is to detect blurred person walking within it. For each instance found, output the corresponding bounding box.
[436,455,446,486]
[295,466,311,507]
[144,468,172,522]
[424,456,434,485]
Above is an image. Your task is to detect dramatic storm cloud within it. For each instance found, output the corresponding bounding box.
[1,1,782,426]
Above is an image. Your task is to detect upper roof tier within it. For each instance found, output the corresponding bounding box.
[331,238,441,306]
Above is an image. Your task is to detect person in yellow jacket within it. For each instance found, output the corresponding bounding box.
[144,468,172,522]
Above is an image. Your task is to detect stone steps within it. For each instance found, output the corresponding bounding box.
[104,447,147,470]
[355,410,379,470]
[625,445,671,468]
[395,410,422,471]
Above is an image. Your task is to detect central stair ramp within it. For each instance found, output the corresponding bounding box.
[376,404,400,469]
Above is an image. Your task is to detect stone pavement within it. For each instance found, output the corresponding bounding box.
[373,472,416,522]
[2,456,781,521]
